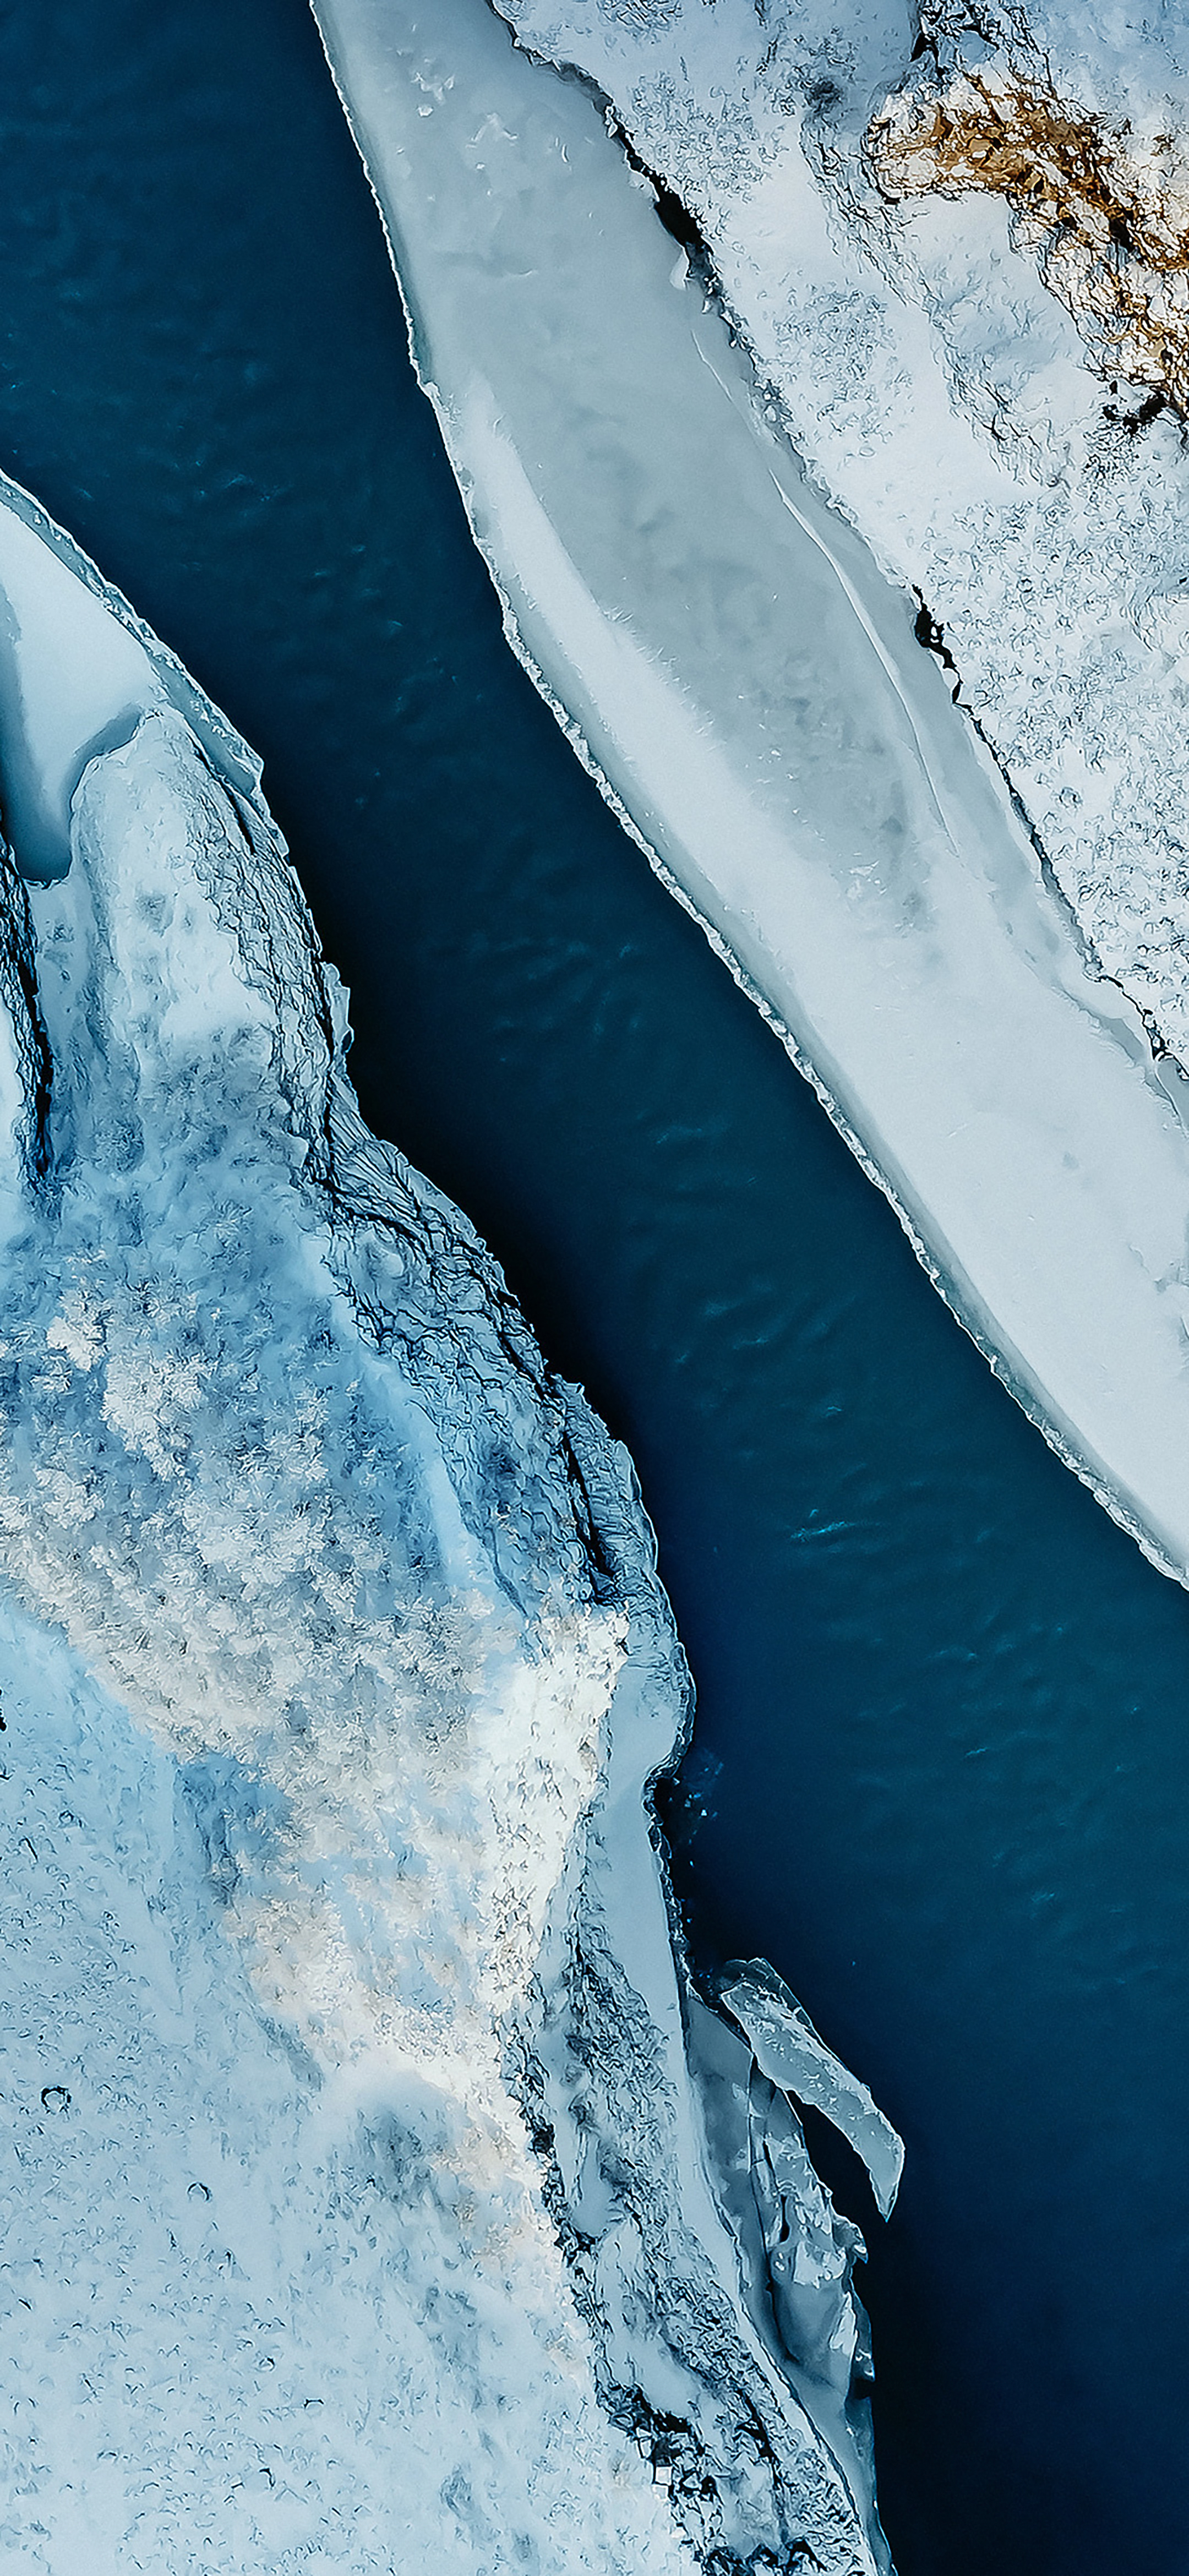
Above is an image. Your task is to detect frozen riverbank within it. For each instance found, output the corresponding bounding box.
[489,0,1189,1140]
[0,476,901,2569]
[312,0,1189,1581]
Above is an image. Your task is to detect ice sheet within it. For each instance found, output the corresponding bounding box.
[312,0,1189,1582]
[0,471,896,2572]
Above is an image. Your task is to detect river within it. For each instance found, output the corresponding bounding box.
[1,3,1186,2568]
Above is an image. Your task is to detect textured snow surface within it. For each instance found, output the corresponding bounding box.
[0,478,897,2573]
[1,1607,663,2573]
[312,0,1189,1579]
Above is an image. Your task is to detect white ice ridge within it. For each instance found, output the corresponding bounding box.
[310,0,1189,1585]
[0,474,899,2573]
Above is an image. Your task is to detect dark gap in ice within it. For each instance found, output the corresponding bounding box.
[610,121,708,261]
[799,2100,884,2235]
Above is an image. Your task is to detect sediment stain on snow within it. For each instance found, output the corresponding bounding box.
[869,45,1189,415]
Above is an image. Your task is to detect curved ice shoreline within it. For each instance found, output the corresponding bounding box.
[310,0,1189,1584]
[0,477,899,2567]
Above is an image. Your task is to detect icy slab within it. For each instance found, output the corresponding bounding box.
[0,478,258,876]
[722,1963,904,2223]
[312,0,1189,1584]
[495,0,1189,1090]
[488,0,1189,1510]
[0,470,897,2571]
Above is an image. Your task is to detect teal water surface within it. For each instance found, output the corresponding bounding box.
[1,5,1186,2569]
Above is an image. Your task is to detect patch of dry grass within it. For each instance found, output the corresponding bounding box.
[868,63,1189,411]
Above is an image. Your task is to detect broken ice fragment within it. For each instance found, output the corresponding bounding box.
[721,1957,904,2219]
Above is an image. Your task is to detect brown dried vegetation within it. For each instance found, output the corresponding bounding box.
[868,62,1189,413]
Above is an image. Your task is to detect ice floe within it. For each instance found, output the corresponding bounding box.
[314,0,1189,1579]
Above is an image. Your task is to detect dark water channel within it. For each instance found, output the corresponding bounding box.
[1,4,1186,2568]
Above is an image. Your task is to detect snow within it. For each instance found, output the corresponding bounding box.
[0,470,899,2569]
[312,0,1189,1581]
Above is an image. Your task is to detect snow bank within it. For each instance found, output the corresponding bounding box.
[0,479,897,2569]
[311,0,1189,1580]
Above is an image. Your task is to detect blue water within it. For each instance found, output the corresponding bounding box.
[2,5,1187,2568]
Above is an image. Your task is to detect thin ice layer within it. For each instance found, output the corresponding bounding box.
[0,474,258,877]
[311,0,1189,1581]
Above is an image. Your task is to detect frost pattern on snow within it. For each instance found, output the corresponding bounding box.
[0,698,893,2572]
